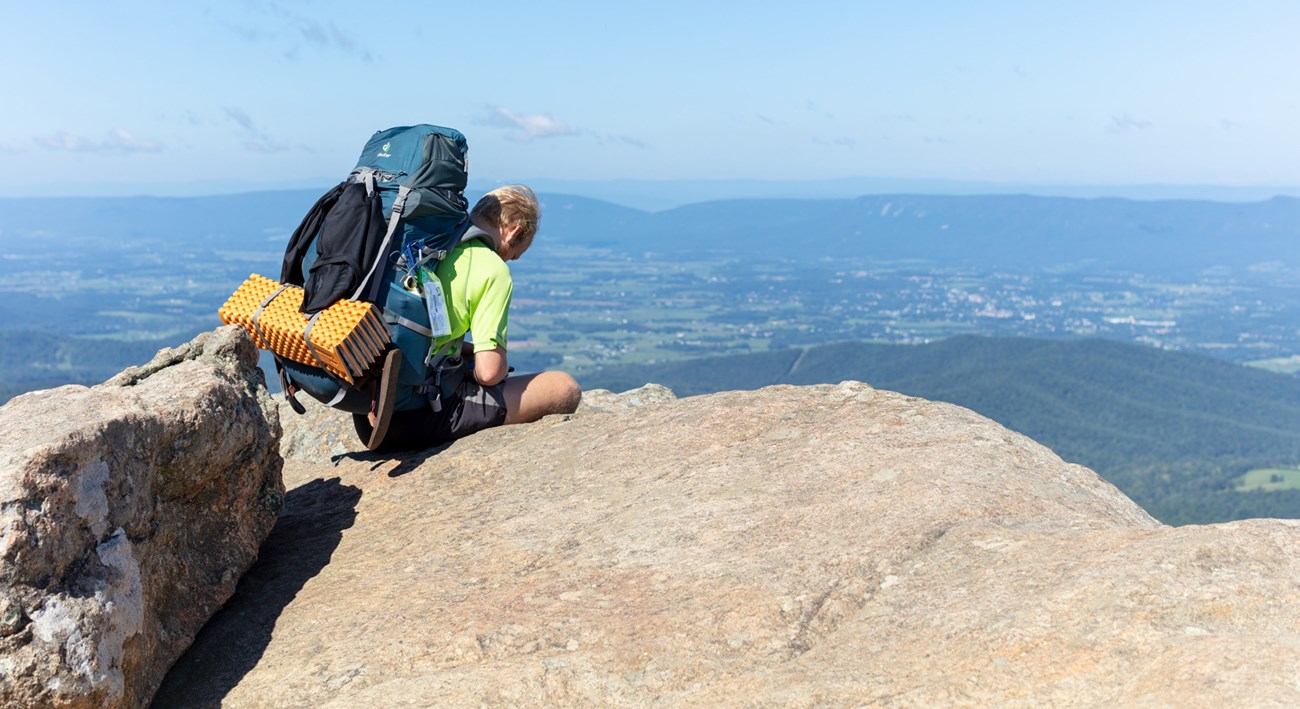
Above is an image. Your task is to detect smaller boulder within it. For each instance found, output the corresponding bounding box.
[577,383,677,412]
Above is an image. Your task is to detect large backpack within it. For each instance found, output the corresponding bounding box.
[276,124,473,416]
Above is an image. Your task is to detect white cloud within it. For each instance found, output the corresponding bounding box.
[476,106,645,149]
[36,131,94,151]
[34,129,162,153]
[105,129,162,151]
[479,106,578,142]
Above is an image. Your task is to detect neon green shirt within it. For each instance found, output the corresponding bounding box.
[430,237,512,358]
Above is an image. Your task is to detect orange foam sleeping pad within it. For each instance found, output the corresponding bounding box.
[218,274,391,385]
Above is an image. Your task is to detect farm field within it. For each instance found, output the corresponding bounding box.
[1237,467,1300,492]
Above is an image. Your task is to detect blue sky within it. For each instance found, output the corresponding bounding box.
[2,1,1299,196]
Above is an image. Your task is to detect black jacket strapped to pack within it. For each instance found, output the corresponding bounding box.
[280,181,388,313]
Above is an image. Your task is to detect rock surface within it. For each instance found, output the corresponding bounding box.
[0,326,283,709]
[157,380,1300,707]
[275,392,366,463]
[276,382,678,462]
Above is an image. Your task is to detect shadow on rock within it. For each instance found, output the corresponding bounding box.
[384,443,453,478]
[150,477,362,708]
[323,442,451,478]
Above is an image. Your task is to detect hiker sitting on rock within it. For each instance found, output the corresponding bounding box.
[357,185,582,451]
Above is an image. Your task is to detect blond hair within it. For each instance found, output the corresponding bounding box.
[471,184,540,249]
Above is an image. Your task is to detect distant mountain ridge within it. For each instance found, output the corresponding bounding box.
[0,191,323,254]
[6,176,1299,209]
[538,193,1300,272]
[580,335,1300,525]
[4,191,1299,274]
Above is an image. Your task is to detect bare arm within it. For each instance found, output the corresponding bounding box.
[472,346,508,386]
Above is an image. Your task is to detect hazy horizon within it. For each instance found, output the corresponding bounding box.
[3,176,1299,213]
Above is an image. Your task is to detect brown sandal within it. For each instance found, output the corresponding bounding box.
[366,348,402,450]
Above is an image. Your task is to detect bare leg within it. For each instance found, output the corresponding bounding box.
[502,371,582,425]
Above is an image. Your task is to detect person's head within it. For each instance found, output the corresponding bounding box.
[471,184,540,261]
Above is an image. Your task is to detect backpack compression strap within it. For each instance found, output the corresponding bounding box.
[301,312,332,374]
[250,283,289,348]
[393,315,433,338]
[274,360,307,414]
[251,283,309,414]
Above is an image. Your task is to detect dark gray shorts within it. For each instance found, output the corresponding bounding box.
[354,377,508,453]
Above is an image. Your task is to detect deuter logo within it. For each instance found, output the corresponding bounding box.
[377,142,392,158]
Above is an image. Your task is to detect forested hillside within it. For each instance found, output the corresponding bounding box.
[0,331,187,403]
[581,336,1300,524]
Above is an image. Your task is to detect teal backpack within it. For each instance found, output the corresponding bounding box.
[276,125,473,417]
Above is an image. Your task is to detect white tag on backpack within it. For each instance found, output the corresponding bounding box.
[421,276,452,338]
